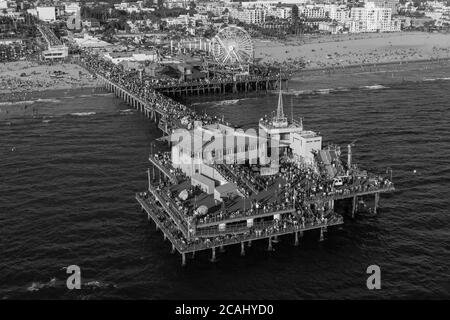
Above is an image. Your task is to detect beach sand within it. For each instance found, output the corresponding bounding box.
[254,32,450,70]
[0,61,99,98]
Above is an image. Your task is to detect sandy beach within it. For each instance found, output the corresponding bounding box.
[0,61,99,99]
[254,32,450,70]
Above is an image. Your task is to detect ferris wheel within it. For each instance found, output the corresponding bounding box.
[211,26,254,71]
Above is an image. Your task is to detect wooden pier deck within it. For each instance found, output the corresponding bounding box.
[154,76,288,97]
[136,193,344,265]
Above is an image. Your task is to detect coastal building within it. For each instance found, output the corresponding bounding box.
[298,5,328,20]
[36,7,57,22]
[318,21,345,34]
[104,50,157,64]
[268,5,293,20]
[72,33,112,48]
[163,0,189,9]
[369,0,400,15]
[64,2,82,30]
[327,5,350,23]
[349,2,400,32]
[82,18,101,30]
[228,7,267,24]
[42,45,69,60]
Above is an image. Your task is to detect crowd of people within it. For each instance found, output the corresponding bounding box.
[213,163,251,197]
[151,71,282,90]
[79,50,228,132]
[139,189,343,253]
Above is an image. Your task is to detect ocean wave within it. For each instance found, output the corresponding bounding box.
[36,98,60,103]
[361,85,388,90]
[0,98,60,106]
[423,77,450,82]
[215,99,240,105]
[79,93,113,98]
[70,112,97,117]
[283,88,347,96]
[191,98,251,108]
[27,278,57,292]
[119,109,135,114]
[317,89,332,94]
[0,100,36,106]
[283,89,314,96]
[84,280,117,289]
[92,93,114,97]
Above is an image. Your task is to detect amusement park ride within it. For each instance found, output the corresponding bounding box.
[175,26,255,77]
[210,26,254,75]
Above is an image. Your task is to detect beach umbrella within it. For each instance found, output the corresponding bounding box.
[195,205,208,216]
[178,189,189,201]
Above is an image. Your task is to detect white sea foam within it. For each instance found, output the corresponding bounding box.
[361,85,388,90]
[70,112,96,117]
[84,280,117,289]
[216,99,240,105]
[0,98,60,106]
[36,98,60,103]
[27,278,57,292]
[0,100,36,106]
[425,77,450,81]
[316,88,332,94]
[119,109,135,113]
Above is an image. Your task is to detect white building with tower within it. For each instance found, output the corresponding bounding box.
[259,89,322,165]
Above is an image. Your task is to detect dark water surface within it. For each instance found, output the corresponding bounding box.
[1,65,449,299]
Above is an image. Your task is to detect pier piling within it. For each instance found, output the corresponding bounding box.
[268,237,273,251]
[352,196,357,218]
[211,247,217,262]
[294,231,299,246]
[240,242,245,256]
[181,253,186,267]
[374,192,380,214]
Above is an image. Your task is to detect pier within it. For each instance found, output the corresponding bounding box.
[79,51,395,266]
[78,51,286,137]
[154,76,288,97]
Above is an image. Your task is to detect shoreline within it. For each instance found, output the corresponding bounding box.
[2,57,449,105]
[255,32,450,70]
[0,86,103,104]
[0,61,101,100]
[293,57,450,76]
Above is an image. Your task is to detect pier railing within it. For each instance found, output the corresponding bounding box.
[195,207,296,228]
[147,184,189,237]
[136,194,185,253]
[152,75,285,90]
[137,192,344,254]
[305,184,395,204]
[148,154,179,184]
[186,215,344,253]
[194,216,336,238]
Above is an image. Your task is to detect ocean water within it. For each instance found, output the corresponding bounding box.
[1,65,449,299]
